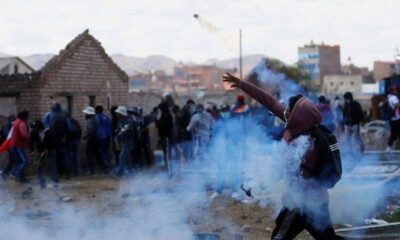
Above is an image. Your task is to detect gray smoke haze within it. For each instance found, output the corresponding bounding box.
[250,59,305,102]
[0,63,393,238]
[0,173,210,240]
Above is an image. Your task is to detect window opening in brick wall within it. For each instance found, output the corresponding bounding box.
[66,96,73,117]
[89,96,96,107]
[14,65,18,74]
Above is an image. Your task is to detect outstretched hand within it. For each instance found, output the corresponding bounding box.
[222,73,241,88]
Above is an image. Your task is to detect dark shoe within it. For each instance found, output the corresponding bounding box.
[15,177,29,184]
[39,180,47,189]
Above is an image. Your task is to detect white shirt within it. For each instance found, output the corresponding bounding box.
[388,94,400,121]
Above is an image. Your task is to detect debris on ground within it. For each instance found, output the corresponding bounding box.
[240,225,252,233]
[21,186,33,199]
[59,194,74,202]
[365,218,389,225]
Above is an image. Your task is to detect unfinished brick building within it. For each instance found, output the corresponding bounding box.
[0,30,129,124]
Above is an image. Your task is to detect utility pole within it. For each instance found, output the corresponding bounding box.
[239,29,243,80]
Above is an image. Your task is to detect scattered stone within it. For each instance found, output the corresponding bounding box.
[254,218,262,224]
[265,227,272,232]
[240,225,252,233]
[212,227,226,233]
[25,211,51,219]
[341,224,353,228]
[233,234,243,240]
[21,186,33,199]
[60,195,74,202]
[365,218,388,225]
[121,193,130,198]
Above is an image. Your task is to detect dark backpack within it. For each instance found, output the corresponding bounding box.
[379,100,394,120]
[309,125,342,189]
[96,114,112,140]
[68,118,82,140]
[51,113,70,141]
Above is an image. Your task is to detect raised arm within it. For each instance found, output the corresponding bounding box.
[223,73,285,121]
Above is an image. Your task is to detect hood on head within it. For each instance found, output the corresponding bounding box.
[284,97,322,141]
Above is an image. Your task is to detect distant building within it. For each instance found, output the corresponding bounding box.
[341,64,370,77]
[298,41,341,85]
[322,74,363,96]
[322,72,375,97]
[129,70,172,92]
[173,63,235,92]
[373,61,400,81]
[0,57,34,75]
[0,30,128,124]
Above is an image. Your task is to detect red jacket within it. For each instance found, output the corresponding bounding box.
[10,118,30,149]
[238,81,328,204]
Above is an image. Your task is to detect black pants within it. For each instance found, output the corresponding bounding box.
[37,151,59,188]
[132,140,152,168]
[271,206,344,240]
[388,119,400,147]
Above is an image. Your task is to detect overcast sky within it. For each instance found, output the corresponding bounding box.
[1,0,399,68]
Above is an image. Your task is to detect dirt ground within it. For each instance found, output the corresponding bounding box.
[0,170,317,240]
[0,129,395,239]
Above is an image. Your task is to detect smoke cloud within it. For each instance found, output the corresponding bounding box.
[0,63,394,238]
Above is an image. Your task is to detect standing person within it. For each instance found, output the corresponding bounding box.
[386,87,400,151]
[333,96,344,132]
[126,107,139,171]
[131,106,158,168]
[223,73,344,240]
[82,106,99,175]
[0,115,16,180]
[177,100,195,162]
[48,103,71,179]
[67,117,82,176]
[95,105,112,172]
[171,105,183,163]
[114,106,135,177]
[231,94,251,119]
[156,102,174,167]
[206,103,220,121]
[10,110,30,183]
[43,103,60,128]
[343,92,364,153]
[317,96,336,132]
[30,120,58,188]
[110,106,120,165]
[186,104,214,161]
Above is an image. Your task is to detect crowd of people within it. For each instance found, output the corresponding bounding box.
[1,73,400,239]
[0,94,252,187]
[0,84,399,189]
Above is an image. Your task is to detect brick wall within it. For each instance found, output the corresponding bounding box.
[38,34,128,127]
[0,31,128,132]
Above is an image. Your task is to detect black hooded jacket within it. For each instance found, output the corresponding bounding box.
[343,101,364,125]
